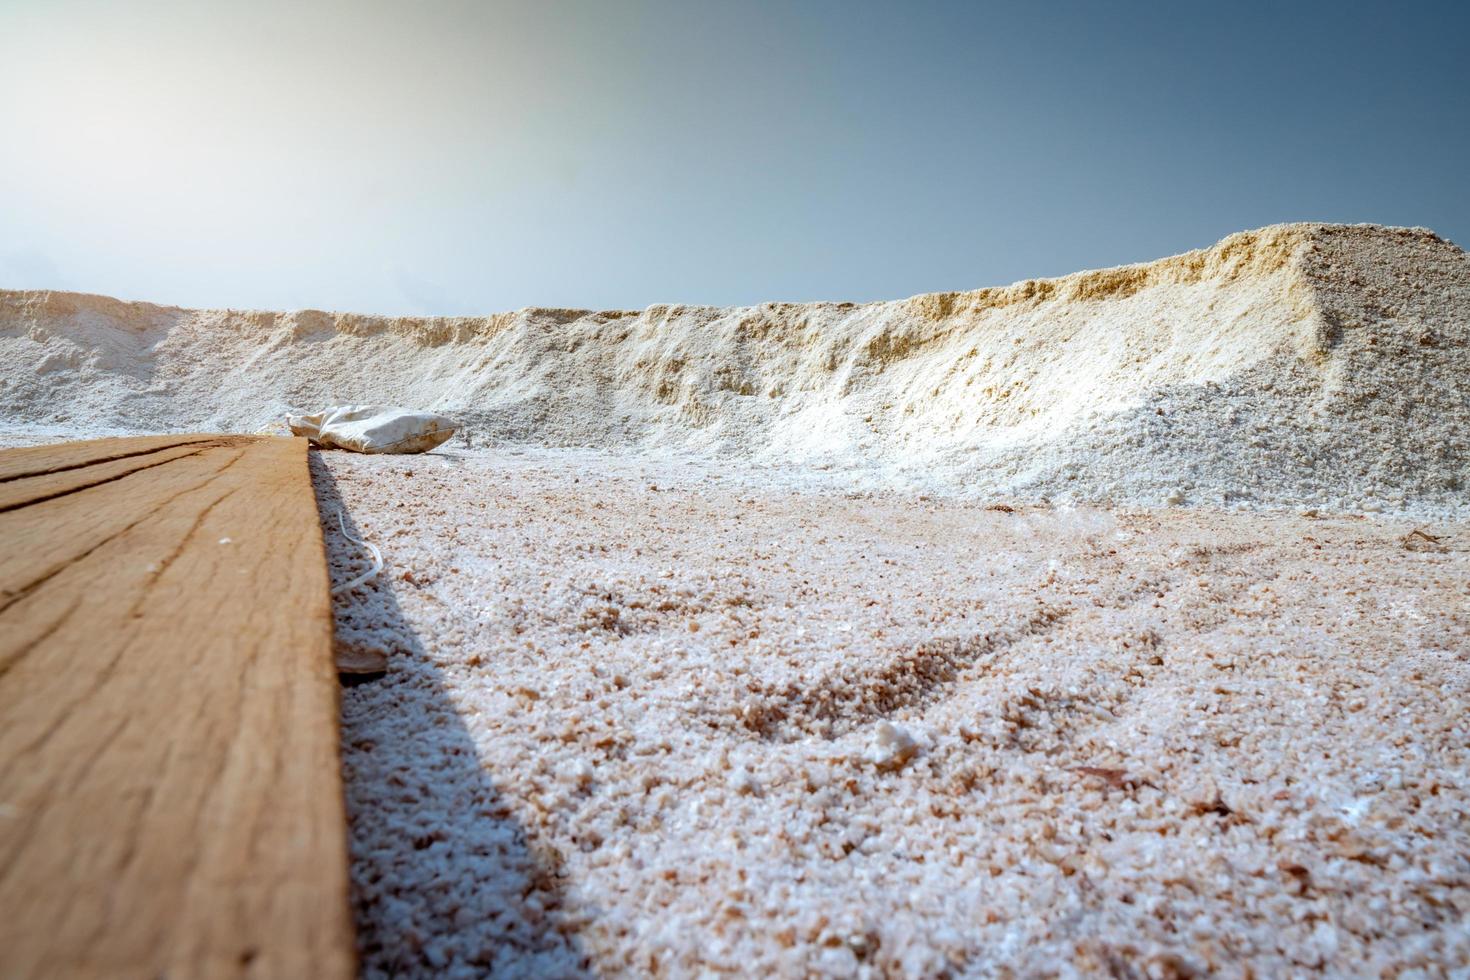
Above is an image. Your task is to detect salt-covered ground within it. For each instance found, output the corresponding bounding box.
[318,446,1470,978]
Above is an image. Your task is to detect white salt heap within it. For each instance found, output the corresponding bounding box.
[3,222,1467,514]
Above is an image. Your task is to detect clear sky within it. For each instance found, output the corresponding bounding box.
[1,0,1466,315]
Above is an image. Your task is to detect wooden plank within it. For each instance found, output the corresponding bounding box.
[0,439,230,515]
[0,436,355,979]
[0,433,221,483]
[0,441,252,614]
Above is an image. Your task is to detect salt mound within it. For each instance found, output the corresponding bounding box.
[2,222,1466,514]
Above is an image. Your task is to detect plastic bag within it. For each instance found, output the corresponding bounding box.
[287,405,458,454]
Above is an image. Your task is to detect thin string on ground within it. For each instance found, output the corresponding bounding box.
[331,509,382,596]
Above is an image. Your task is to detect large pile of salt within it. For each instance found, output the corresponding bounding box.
[2,222,1466,513]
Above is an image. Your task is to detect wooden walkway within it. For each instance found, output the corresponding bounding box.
[0,435,354,978]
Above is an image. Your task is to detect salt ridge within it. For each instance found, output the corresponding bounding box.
[2,222,1466,514]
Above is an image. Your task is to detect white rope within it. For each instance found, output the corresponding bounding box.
[331,509,383,596]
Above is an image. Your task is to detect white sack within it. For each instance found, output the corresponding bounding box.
[287,405,458,454]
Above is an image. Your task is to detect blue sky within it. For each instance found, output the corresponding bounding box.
[1,0,1465,314]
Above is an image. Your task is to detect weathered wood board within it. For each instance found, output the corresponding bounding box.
[0,435,354,979]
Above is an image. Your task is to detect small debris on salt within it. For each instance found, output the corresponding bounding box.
[729,768,760,795]
[335,638,389,674]
[557,759,594,787]
[867,721,919,771]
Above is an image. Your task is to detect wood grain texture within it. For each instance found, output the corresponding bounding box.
[0,435,355,979]
[0,434,221,483]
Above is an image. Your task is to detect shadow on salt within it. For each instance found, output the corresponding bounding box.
[312,455,591,977]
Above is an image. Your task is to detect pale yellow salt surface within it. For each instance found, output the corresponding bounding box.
[320,448,1469,978]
